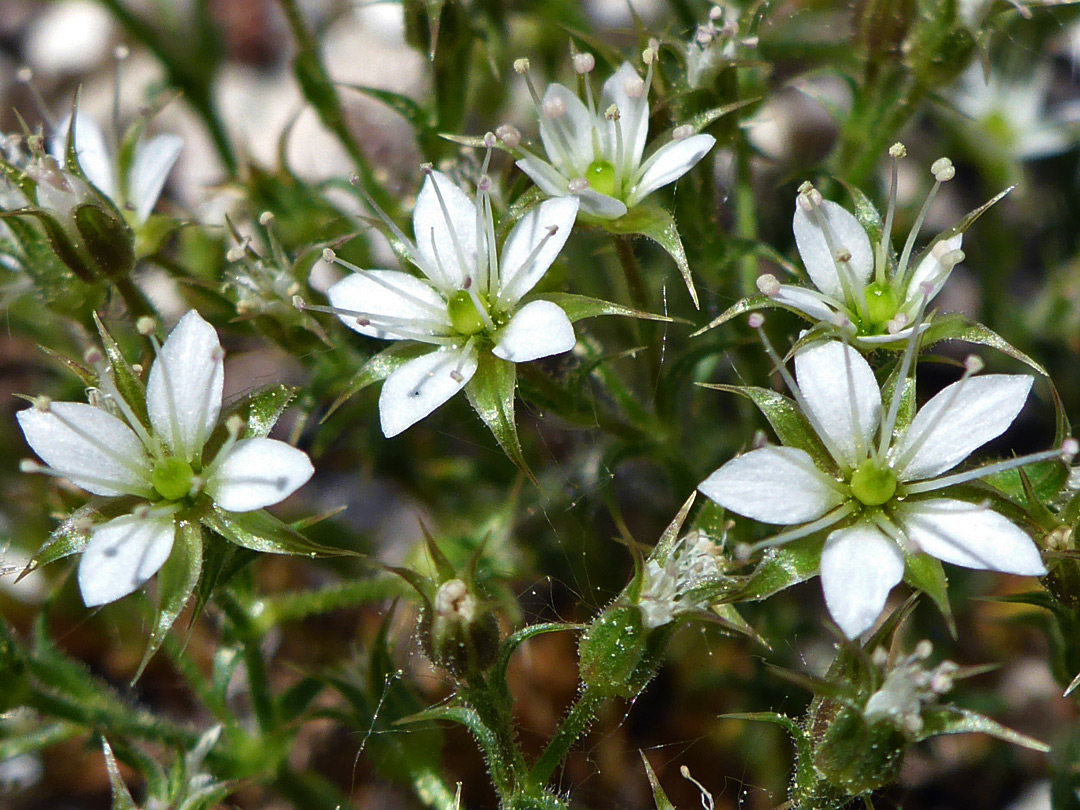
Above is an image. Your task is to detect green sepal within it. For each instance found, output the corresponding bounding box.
[982,460,1069,508]
[697,384,833,467]
[690,294,779,337]
[22,504,96,575]
[932,185,1014,244]
[101,738,138,810]
[0,208,96,282]
[190,536,255,623]
[534,291,675,324]
[74,204,136,281]
[880,370,916,440]
[464,351,535,484]
[323,341,431,421]
[838,178,884,251]
[201,506,354,558]
[603,204,698,308]
[1065,671,1080,697]
[207,383,298,457]
[731,535,826,602]
[915,706,1050,752]
[133,519,204,682]
[640,751,676,810]
[680,97,760,135]
[903,552,956,638]
[651,492,698,565]
[93,312,150,427]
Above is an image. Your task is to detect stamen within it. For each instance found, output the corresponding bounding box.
[877,284,933,458]
[83,351,164,459]
[498,224,560,305]
[465,285,497,333]
[572,52,595,75]
[869,511,916,555]
[296,298,454,344]
[495,123,521,149]
[905,444,1076,494]
[322,249,448,318]
[421,166,474,281]
[743,502,857,555]
[895,158,954,289]
[606,104,625,192]
[800,183,869,319]
[756,273,781,297]
[680,765,715,810]
[347,175,431,279]
[878,142,906,285]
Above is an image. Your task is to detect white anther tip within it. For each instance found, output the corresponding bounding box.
[19,459,41,473]
[673,124,695,141]
[963,354,984,374]
[136,316,156,336]
[15,67,32,83]
[322,248,337,263]
[113,44,130,60]
[495,123,521,148]
[568,177,589,193]
[483,131,497,148]
[291,295,306,310]
[747,312,765,329]
[1062,438,1079,461]
[604,103,620,120]
[572,52,595,74]
[259,211,274,226]
[226,414,246,436]
[755,273,780,297]
[931,157,955,182]
[419,162,434,175]
[83,347,104,365]
[888,142,907,159]
[513,58,531,74]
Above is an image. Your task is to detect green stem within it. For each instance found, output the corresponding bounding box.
[252,575,410,633]
[464,673,527,795]
[613,235,663,395]
[527,688,604,790]
[734,134,760,297]
[113,275,153,321]
[217,593,277,732]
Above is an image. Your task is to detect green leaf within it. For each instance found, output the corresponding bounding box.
[323,342,431,421]
[697,384,833,467]
[982,460,1069,505]
[916,707,1050,752]
[202,507,356,557]
[604,204,698,308]
[24,504,95,574]
[223,383,298,439]
[640,751,675,810]
[134,520,204,682]
[690,295,782,337]
[652,492,698,564]
[464,352,535,484]
[534,292,674,324]
[490,622,582,702]
[922,313,1048,375]
[838,178,884,249]
[101,738,138,810]
[903,552,955,637]
[732,535,825,602]
[681,97,759,134]
[93,313,150,427]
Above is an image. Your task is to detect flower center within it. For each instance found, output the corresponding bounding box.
[447,290,489,336]
[850,459,897,507]
[152,456,195,501]
[864,282,899,330]
[586,160,617,198]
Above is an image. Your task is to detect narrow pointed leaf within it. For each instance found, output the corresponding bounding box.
[691,295,780,337]
[93,313,150,427]
[916,707,1050,752]
[903,552,956,638]
[682,97,760,134]
[729,535,825,602]
[202,507,356,557]
[323,342,431,421]
[605,205,699,308]
[101,739,138,810]
[640,752,676,810]
[535,292,675,324]
[464,352,535,484]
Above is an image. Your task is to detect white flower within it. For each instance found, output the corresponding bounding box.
[638,529,724,629]
[510,53,716,219]
[758,153,968,345]
[17,310,314,607]
[699,338,1054,639]
[49,109,182,225]
[319,167,579,437]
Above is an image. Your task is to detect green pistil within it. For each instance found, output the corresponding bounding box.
[586,160,617,198]
[863,282,899,331]
[849,459,898,507]
[448,290,488,336]
[152,457,195,502]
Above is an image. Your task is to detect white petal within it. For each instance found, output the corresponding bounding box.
[413,170,478,291]
[207,438,314,512]
[516,156,571,198]
[497,196,579,304]
[17,402,152,497]
[892,374,1033,481]
[698,445,845,525]
[820,523,905,639]
[574,187,628,219]
[493,300,575,363]
[52,112,115,199]
[130,133,183,223]
[327,270,451,341]
[897,498,1046,575]
[78,514,175,607]
[147,310,224,462]
[793,198,873,299]
[773,284,839,322]
[600,63,650,174]
[378,345,478,438]
[538,83,595,172]
[627,134,715,206]
[794,340,881,470]
[904,233,963,309]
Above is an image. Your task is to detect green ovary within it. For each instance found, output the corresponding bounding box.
[448,290,488,336]
[153,457,195,501]
[586,160,617,198]
[863,282,899,330]
[849,460,898,507]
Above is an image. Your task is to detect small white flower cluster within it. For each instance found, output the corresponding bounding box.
[638,529,725,629]
[864,641,959,736]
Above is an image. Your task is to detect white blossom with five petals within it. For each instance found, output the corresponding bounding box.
[321,167,579,437]
[699,338,1055,639]
[17,310,314,607]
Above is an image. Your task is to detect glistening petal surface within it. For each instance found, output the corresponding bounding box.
[413,170,478,291]
[892,374,1032,481]
[600,63,650,173]
[379,345,478,438]
[17,402,151,497]
[147,310,224,462]
[208,438,315,512]
[78,514,175,607]
[793,198,873,299]
[327,270,451,342]
[493,300,576,363]
[131,133,183,222]
[794,340,881,470]
[628,134,715,205]
[498,196,579,304]
[698,445,844,525]
[897,498,1046,575]
[820,523,904,639]
[574,187,628,219]
[516,156,570,198]
[773,284,838,323]
[904,234,963,308]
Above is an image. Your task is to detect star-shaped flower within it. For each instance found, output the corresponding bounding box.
[508,51,716,220]
[699,334,1060,638]
[315,165,579,438]
[17,310,314,607]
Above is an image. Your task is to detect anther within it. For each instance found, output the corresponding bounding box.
[419,162,434,175]
[225,246,246,263]
[542,96,566,119]
[834,248,852,264]
[914,639,933,659]
[513,58,531,74]
[495,123,521,148]
[568,177,589,193]
[885,313,909,334]
[33,396,52,412]
[624,75,646,99]
[113,44,130,61]
[74,516,94,534]
[482,131,497,148]
[572,52,595,74]
[604,103,620,121]
[292,295,306,311]
[740,35,759,47]
[747,312,765,329]
[226,414,246,437]
[84,347,104,365]
[872,647,889,667]
[322,248,337,263]
[19,459,43,473]
[709,4,724,20]
[963,354,984,374]
[1062,438,1079,462]
[259,211,274,226]
[680,765,714,810]
[15,67,33,84]
[450,369,464,383]
[931,157,955,182]
[131,363,143,374]
[136,316,156,336]
[755,273,780,296]
[889,142,907,159]
[133,504,151,519]
[673,124,694,141]
[477,175,492,192]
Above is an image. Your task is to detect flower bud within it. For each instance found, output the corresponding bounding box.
[420,578,500,677]
[578,605,669,699]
